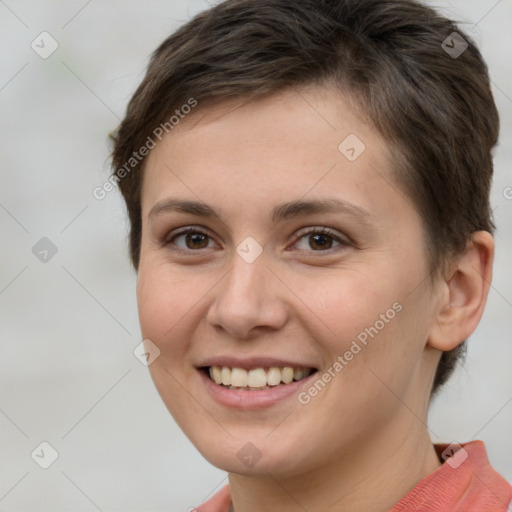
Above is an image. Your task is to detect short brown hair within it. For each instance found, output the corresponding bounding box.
[110,0,499,393]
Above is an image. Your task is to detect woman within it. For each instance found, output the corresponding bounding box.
[110,0,512,510]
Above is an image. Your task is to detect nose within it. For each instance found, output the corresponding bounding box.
[206,250,288,340]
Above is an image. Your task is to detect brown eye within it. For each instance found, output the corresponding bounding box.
[184,232,209,249]
[293,227,349,252]
[308,233,334,250]
[166,227,215,251]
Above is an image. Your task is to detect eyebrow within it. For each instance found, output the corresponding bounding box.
[148,198,376,225]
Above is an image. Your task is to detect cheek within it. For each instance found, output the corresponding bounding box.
[135,266,207,425]
[295,268,396,348]
[302,265,426,390]
[136,264,200,355]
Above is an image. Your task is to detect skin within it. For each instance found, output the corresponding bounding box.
[136,85,494,512]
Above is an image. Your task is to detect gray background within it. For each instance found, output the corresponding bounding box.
[1,1,511,510]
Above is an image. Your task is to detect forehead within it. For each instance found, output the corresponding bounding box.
[141,86,416,228]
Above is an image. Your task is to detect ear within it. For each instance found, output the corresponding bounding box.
[427,231,494,351]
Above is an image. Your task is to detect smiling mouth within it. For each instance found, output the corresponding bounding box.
[201,365,318,390]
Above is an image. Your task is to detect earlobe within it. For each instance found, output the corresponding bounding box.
[427,231,494,352]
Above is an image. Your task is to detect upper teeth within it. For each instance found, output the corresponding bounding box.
[209,366,312,388]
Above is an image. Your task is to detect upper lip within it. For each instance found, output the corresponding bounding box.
[197,356,317,371]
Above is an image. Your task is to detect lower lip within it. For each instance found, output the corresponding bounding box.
[198,369,317,410]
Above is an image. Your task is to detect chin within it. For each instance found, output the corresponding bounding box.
[190,430,310,478]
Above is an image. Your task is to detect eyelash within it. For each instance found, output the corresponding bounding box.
[164,225,351,254]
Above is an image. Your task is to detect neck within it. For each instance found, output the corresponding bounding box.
[228,423,441,512]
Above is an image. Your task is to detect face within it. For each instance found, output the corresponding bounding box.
[136,86,441,478]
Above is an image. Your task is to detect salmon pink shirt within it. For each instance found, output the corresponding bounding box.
[195,441,511,512]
